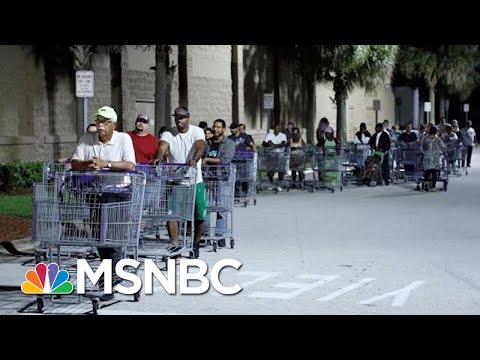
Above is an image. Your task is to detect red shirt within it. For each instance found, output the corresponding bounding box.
[128,131,158,164]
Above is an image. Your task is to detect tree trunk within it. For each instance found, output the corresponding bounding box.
[165,55,176,128]
[438,87,446,123]
[178,45,188,107]
[429,86,435,124]
[231,45,239,125]
[273,46,281,128]
[155,45,167,133]
[306,79,316,145]
[334,76,348,144]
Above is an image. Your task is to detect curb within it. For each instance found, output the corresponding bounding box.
[0,238,35,256]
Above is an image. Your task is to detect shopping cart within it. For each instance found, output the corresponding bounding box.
[306,146,343,193]
[257,147,290,193]
[133,164,197,264]
[202,164,236,251]
[32,170,146,314]
[232,151,257,207]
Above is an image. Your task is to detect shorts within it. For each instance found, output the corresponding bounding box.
[167,181,206,221]
[194,182,206,221]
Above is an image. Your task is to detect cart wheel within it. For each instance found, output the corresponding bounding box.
[37,298,44,313]
[443,182,448,192]
[133,292,141,302]
[92,299,100,315]
[230,239,234,249]
[253,199,257,205]
[35,255,41,264]
[213,242,218,252]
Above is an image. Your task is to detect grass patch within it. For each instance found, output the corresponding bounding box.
[0,194,32,218]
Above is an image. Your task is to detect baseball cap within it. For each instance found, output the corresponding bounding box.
[172,107,190,118]
[92,106,117,122]
[229,123,238,129]
[325,127,334,134]
[136,114,149,123]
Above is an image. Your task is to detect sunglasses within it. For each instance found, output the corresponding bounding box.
[136,119,149,124]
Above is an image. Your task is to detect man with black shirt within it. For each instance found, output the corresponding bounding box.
[369,123,392,185]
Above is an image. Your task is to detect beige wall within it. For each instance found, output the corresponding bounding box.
[0,45,396,164]
[188,45,232,127]
[315,82,395,144]
[121,46,156,133]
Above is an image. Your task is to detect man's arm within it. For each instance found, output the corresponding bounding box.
[71,135,94,170]
[219,139,236,163]
[71,159,94,171]
[188,139,206,167]
[152,140,169,165]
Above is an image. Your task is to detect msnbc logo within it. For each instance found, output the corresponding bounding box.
[21,263,74,295]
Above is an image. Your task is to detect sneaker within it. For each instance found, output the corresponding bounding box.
[267,186,273,191]
[277,187,283,192]
[430,188,436,192]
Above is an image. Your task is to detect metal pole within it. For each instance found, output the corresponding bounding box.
[83,97,88,133]
[375,110,378,124]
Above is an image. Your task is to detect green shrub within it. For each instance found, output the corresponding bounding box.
[0,161,44,192]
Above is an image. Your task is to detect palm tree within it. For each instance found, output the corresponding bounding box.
[314,45,399,143]
[29,45,124,142]
[398,45,480,123]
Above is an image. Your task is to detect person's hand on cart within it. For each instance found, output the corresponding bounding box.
[89,156,110,171]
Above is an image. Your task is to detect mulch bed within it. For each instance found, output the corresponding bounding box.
[0,214,31,243]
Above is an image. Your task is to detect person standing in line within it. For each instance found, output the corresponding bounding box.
[71,105,136,301]
[127,114,158,164]
[152,107,207,260]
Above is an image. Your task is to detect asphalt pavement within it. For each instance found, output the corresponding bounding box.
[1,149,480,315]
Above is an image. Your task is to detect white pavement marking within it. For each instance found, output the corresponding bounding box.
[248,274,338,300]
[316,278,376,302]
[357,280,426,307]
[211,270,281,297]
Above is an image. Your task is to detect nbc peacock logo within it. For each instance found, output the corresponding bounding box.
[21,263,74,295]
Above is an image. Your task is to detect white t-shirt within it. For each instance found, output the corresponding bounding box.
[264,131,287,153]
[161,125,205,183]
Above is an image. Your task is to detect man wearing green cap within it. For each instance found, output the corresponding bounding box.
[71,105,136,301]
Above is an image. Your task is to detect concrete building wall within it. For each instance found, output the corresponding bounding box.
[315,82,395,144]
[188,45,232,127]
[121,46,156,134]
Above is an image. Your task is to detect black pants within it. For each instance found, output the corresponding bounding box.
[267,171,285,183]
[382,152,390,183]
[424,169,438,189]
[88,192,131,279]
[291,171,304,182]
[467,145,473,167]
